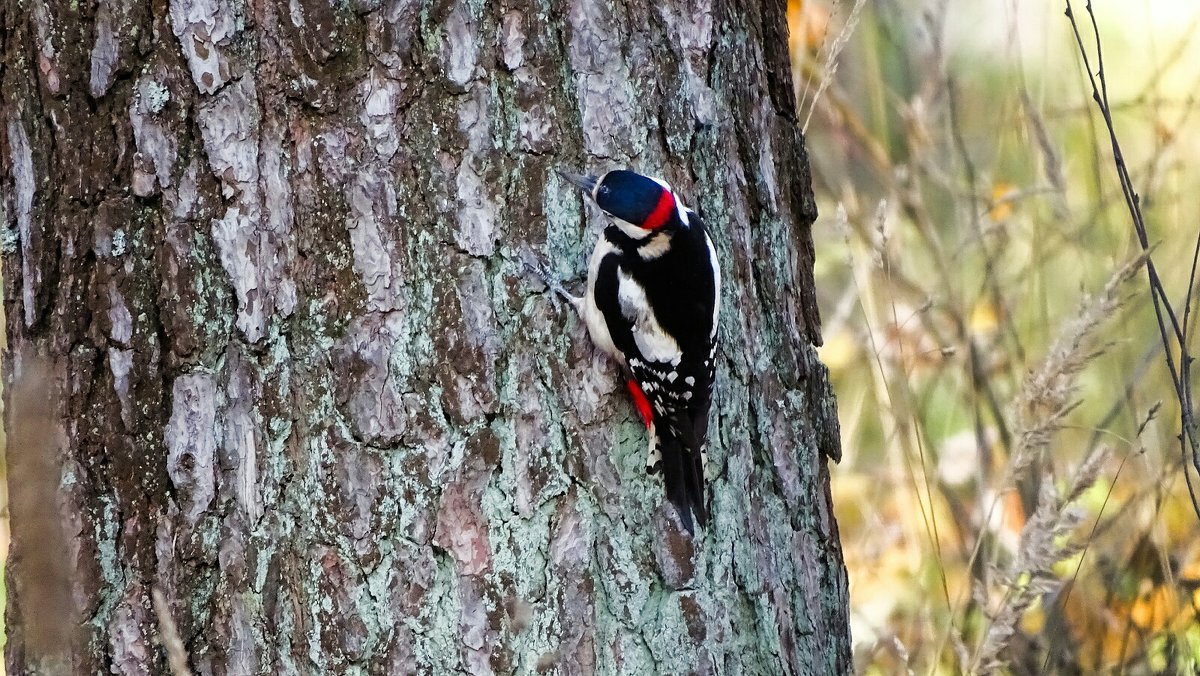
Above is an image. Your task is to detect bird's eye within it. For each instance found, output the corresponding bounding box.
[598,185,610,195]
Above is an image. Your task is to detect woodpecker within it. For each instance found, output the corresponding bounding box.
[557,168,720,534]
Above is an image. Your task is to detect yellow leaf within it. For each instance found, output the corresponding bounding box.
[788,0,830,54]
[969,299,1000,335]
[1021,598,1045,634]
[988,182,1018,221]
[1129,581,1177,632]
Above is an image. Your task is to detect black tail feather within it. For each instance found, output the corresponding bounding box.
[659,414,708,534]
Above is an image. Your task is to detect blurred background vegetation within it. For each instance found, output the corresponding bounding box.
[791,0,1200,673]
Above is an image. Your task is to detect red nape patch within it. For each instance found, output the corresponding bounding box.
[626,380,654,428]
[642,189,676,230]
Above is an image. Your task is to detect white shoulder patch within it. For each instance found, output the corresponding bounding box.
[637,233,673,260]
[617,271,683,365]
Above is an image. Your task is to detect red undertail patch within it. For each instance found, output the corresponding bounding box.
[626,380,654,429]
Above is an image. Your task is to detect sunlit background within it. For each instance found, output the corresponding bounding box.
[793,0,1200,672]
[2,1,1198,673]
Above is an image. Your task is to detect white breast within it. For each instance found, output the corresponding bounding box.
[582,236,621,362]
[618,271,683,366]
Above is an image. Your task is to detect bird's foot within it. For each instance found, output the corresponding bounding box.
[519,250,583,313]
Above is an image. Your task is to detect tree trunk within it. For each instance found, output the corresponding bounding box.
[0,0,849,672]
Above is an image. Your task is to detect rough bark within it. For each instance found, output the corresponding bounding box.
[1,0,849,673]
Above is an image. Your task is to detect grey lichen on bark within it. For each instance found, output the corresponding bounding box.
[1,0,849,673]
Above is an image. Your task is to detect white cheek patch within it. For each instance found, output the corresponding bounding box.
[613,216,653,241]
[618,271,683,366]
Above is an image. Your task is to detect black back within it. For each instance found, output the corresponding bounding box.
[598,217,716,357]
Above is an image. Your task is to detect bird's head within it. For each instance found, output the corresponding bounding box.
[558,168,690,235]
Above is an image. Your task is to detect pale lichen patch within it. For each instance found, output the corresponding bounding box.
[145,81,171,113]
[130,70,179,196]
[454,90,499,257]
[6,112,37,327]
[112,229,128,257]
[0,229,18,255]
[89,0,121,98]
[443,1,479,87]
[165,372,218,525]
[107,282,133,345]
[169,0,237,94]
[109,348,134,426]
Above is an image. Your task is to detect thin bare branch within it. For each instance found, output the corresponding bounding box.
[1063,0,1200,520]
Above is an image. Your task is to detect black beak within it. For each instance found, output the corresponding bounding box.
[556,168,598,198]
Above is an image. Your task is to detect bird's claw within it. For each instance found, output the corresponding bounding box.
[519,249,582,312]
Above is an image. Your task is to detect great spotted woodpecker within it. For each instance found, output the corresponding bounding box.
[557,168,720,534]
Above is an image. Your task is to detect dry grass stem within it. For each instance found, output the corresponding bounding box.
[1007,252,1149,481]
[970,448,1109,674]
[801,0,866,134]
[152,587,194,676]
